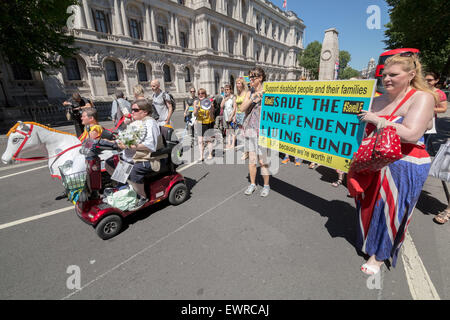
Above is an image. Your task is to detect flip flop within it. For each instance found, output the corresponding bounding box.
[434,210,450,224]
[361,263,380,276]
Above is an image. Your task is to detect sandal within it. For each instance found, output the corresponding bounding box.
[331,179,343,188]
[308,163,318,169]
[361,263,380,276]
[434,210,450,224]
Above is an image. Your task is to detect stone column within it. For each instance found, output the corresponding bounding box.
[319,28,339,80]
[113,0,124,35]
[150,6,157,42]
[236,0,242,20]
[123,69,138,97]
[144,5,152,41]
[87,66,108,97]
[206,19,211,48]
[82,0,93,30]
[189,19,195,49]
[174,14,180,47]
[120,0,129,37]
[42,70,66,100]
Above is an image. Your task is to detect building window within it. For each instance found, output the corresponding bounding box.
[137,62,148,82]
[65,57,81,81]
[92,9,111,34]
[157,26,167,44]
[180,31,188,48]
[178,0,185,4]
[185,67,191,83]
[129,19,142,40]
[163,65,172,82]
[105,60,118,81]
[214,73,220,95]
[226,0,233,17]
[230,75,235,91]
[228,32,234,55]
[11,64,32,81]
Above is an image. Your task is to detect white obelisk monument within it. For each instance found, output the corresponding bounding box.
[319,28,339,80]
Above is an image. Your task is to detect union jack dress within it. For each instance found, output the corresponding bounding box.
[355,116,431,267]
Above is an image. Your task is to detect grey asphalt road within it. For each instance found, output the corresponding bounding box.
[0,110,449,300]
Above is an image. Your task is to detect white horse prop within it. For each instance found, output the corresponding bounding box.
[1,121,113,181]
[1,121,86,178]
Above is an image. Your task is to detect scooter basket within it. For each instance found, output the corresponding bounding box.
[59,170,87,191]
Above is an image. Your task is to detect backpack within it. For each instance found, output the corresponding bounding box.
[165,91,176,111]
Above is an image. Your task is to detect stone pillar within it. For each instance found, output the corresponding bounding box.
[42,70,66,100]
[144,5,152,41]
[82,0,93,30]
[175,65,186,94]
[123,69,138,97]
[189,19,196,49]
[87,67,108,97]
[150,6,157,42]
[206,19,211,48]
[120,0,129,37]
[319,28,339,81]
[174,15,180,47]
[114,0,124,35]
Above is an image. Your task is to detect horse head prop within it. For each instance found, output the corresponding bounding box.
[2,121,86,178]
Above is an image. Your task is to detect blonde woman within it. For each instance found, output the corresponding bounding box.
[350,53,437,275]
[234,77,248,155]
[193,88,215,161]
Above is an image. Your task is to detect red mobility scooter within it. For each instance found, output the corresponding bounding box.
[70,127,188,240]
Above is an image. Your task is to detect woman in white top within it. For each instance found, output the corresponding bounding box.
[221,84,237,150]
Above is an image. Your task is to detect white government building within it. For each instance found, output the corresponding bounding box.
[0,0,306,106]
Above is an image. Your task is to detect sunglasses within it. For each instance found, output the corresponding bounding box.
[198,92,206,95]
[131,108,140,112]
[249,75,260,79]
[399,52,417,68]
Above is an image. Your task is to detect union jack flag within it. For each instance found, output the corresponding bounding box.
[283,0,287,9]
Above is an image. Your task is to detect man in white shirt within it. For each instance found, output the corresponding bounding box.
[151,79,174,126]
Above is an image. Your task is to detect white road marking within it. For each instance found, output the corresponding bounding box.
[0,165,47,180]
[401,231,441,300]
[0,160,200,231]
[0,206,73,230]
[0,160,46,172]
[62,186,246,300]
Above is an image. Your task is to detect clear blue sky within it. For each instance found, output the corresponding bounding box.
[278,0,391,71]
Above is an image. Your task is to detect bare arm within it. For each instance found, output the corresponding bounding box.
[239,91,253,113]
[435,100,448,114]
[360,92,435,143]
[166,101,173,124]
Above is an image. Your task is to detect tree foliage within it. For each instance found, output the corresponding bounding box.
[298,41,322,79]
[384,0,450,77]
[339,51,351,70]
[339,67,360,80]
[0,0,79,74]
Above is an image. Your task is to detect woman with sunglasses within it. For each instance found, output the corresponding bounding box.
[240,67,271,197]
[193,88,215,161]
[350,53,438,275]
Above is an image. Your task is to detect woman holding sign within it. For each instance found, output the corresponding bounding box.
[351,53,438,275]
[240,67,271,197]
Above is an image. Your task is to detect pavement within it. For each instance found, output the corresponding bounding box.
[0,108,449,301]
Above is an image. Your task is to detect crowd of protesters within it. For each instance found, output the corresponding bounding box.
[61,53,449,276]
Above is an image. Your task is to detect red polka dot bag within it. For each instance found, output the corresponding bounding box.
[350,90,416,174]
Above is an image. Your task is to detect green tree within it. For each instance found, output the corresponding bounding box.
[339,51,351,70]
[384,0,450,77]
[298,41,322,79]
[0,0,79,74]
[339,67,360,80]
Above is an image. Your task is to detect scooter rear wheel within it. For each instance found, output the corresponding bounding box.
[95,214,122,240]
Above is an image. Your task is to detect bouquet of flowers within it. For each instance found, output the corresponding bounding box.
[117,120,147,147]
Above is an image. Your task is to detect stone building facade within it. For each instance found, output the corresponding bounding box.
[0,0,305,107]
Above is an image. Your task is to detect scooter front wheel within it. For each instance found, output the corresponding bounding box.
[168,183,188,206]
[95,214,123,240]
